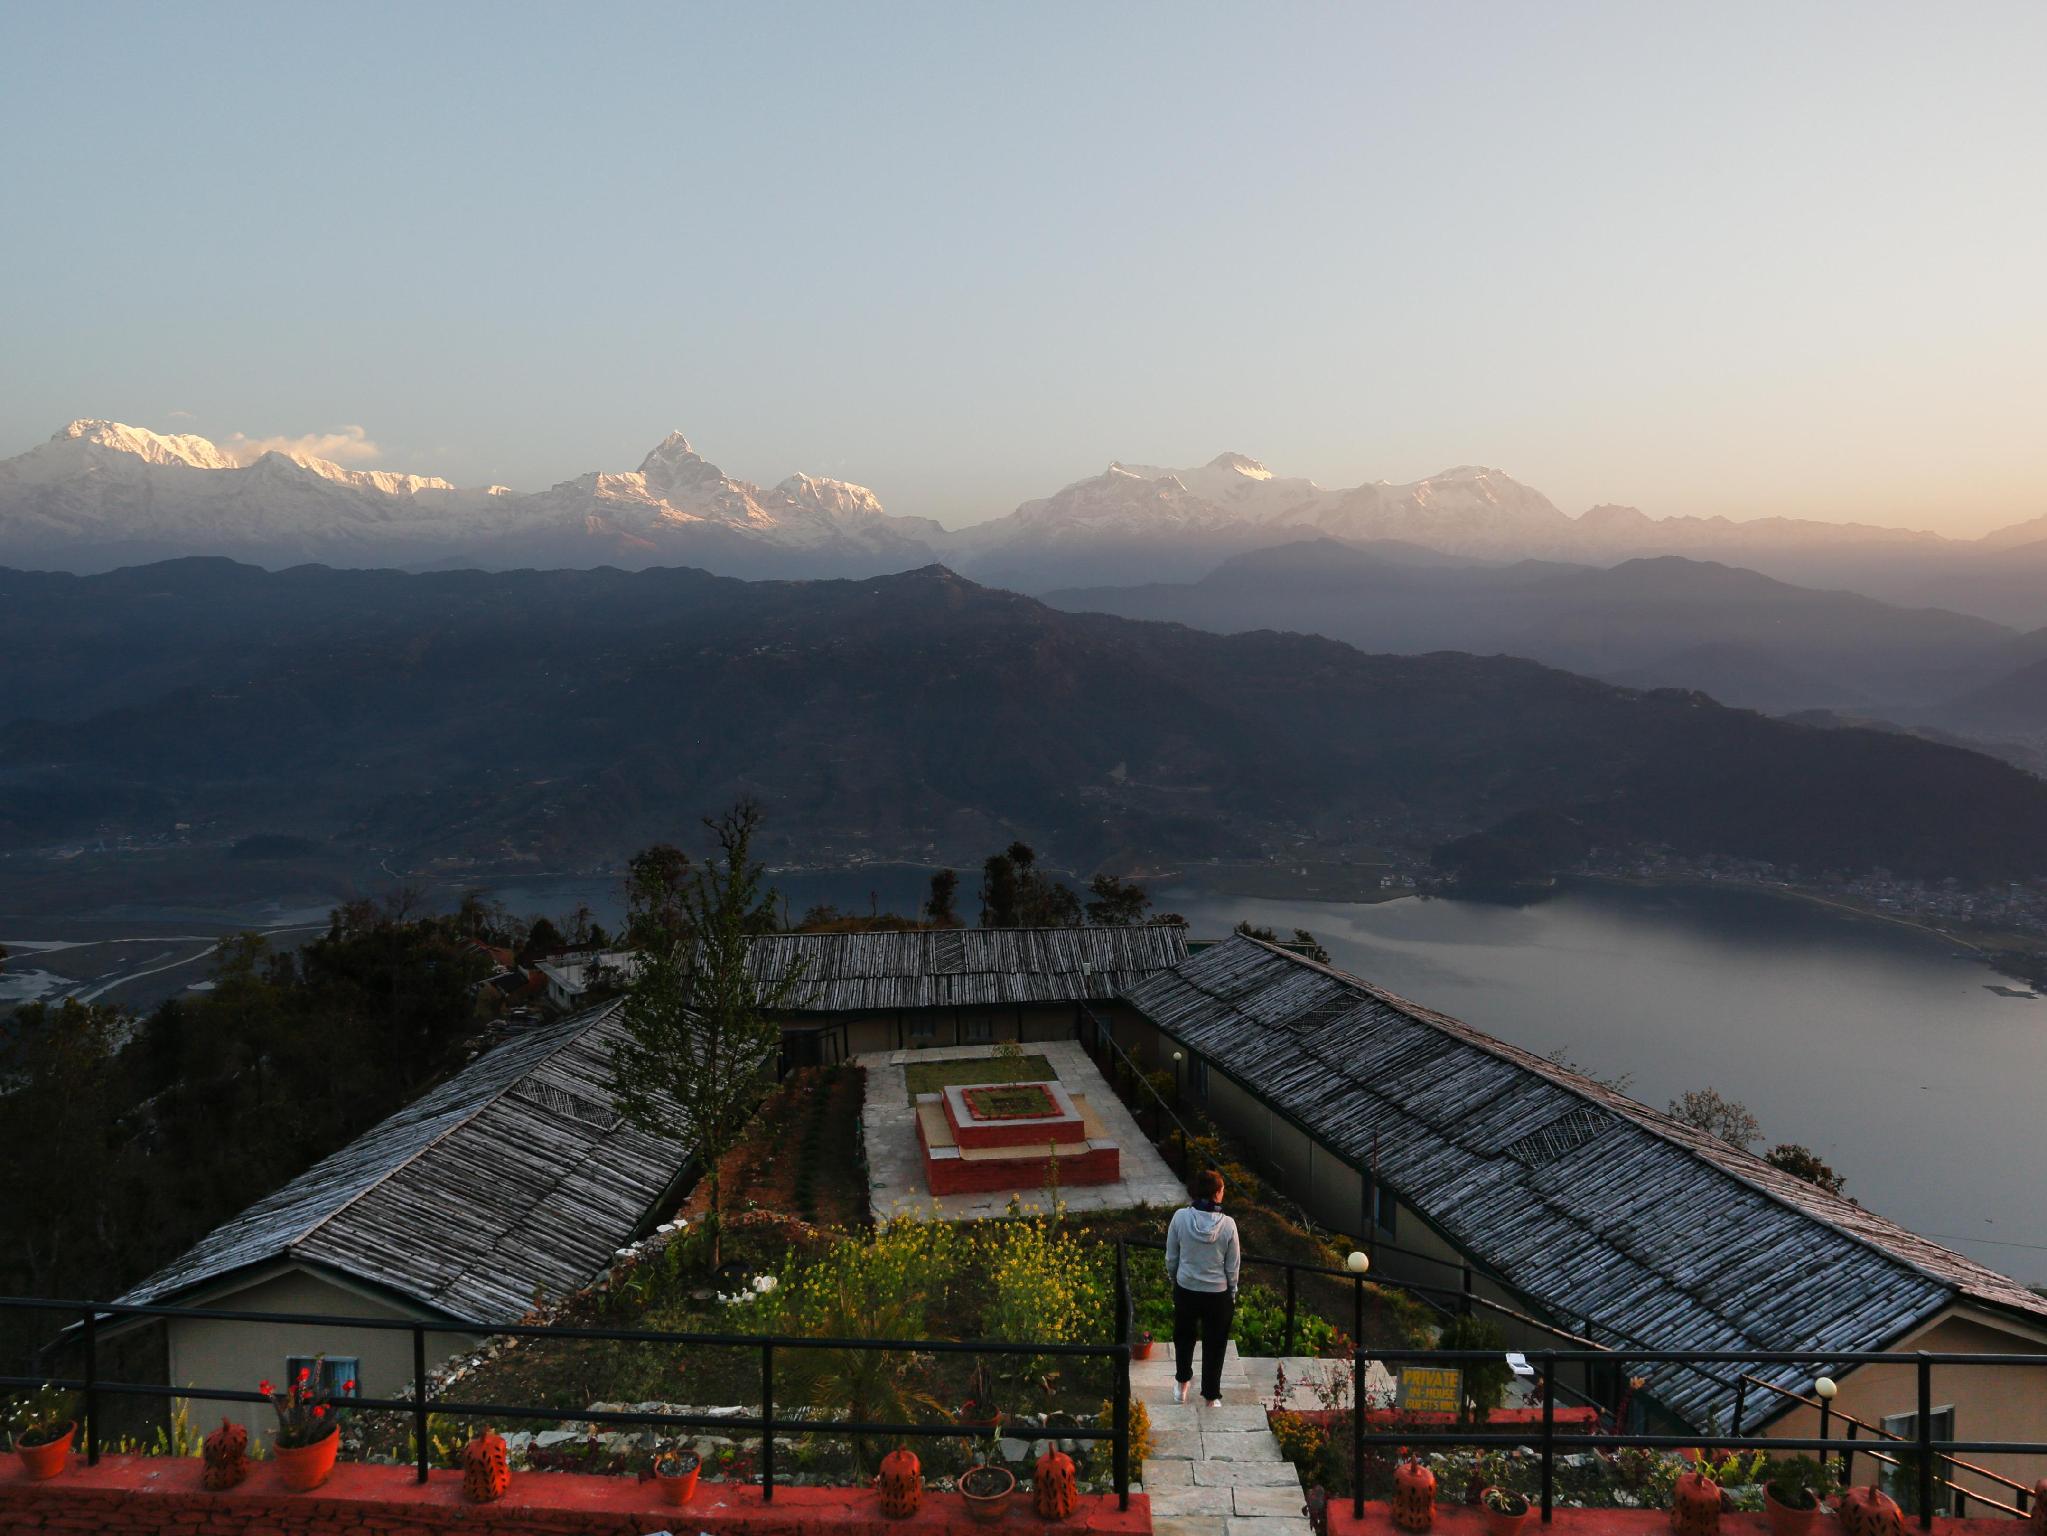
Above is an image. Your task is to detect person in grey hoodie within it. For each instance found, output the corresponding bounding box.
[1164,1168,1241,1405]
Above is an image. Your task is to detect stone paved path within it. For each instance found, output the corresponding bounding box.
[1134,1340,1312,1536]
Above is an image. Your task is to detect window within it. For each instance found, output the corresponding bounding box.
[1879,1408,1955,1515]
[962,1015,995,1044]
[1363,1175,1398,1237]
[284,1356,360,1401]
[907,1016,938,1044]
[1187,1055,1209,1105]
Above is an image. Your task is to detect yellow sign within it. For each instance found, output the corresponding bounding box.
[1396,1365,1464,1415]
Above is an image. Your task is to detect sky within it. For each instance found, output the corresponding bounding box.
[1,2,2042,534]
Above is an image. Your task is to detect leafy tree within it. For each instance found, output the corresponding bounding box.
[979,842,1082,927]
[1233,921,1332,964]
[520,916,566,963]
[1766,1143,1848,1197]
[1084,873,1151,926]
[924,869,959,926]
[1436,1313,1510,1419]
[0,1000,123,1299]
[623,843,694,948]
[609,803,805,1269]
[1667,1088,1761,1151]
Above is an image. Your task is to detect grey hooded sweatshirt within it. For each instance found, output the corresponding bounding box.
[1164,1205,1241,1296]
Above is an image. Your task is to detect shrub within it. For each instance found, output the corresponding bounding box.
[1233,1282,1339,1356]
[1435,1314,1509,1416]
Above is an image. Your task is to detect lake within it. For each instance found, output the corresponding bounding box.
[1161,879,2047,1286]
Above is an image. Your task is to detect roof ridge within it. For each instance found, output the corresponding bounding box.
[283,1001,624,1260]
[1234,935,2046,1320]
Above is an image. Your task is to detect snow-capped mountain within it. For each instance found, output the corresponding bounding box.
[0,421,944,575]
[7,420,2042,614]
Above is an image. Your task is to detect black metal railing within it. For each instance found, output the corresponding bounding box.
[1739,1372,2036,1520]
[0,1295,1133,1509]
[1348,1348,2047,1530]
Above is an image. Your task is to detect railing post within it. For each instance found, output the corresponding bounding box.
[1842,1419,1857,1487]
[1916,1353,1934,1530]
[1540,1353,1556,1524]
[81,1306,98,1467]
[1352,1348,1366,1520]
[1283,1264,1298,1358]
[1352,1274,1364,1352]
[413,1324,430,1485]
[1461,1264,1473,1318]
[1732,1377,1747,1437]
[1114,1238,1131,1510]
[762,1341,775,1503]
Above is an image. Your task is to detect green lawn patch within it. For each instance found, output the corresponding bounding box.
[963,1083,1057,1120]
[902,1053,1055,1096]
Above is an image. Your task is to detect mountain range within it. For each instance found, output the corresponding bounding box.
[6,558,2047,890]
[7,421,2047,622]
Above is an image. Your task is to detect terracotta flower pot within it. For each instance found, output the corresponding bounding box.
[1765,1485,1820,1536]
[656,1452,701,1507]
[1132,1334,1155,1361]
[14,1422,75,1482]
[1482,1488,1533,1536]
[961,1463,1017,1524]
[273,1422,341,1492]
[878,1447,923,1518]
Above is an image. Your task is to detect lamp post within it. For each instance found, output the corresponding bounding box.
[1815,1376,1838,1475]
[1346,1250,1374,1368]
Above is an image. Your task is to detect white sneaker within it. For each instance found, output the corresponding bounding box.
[1205,1398,1224,1409]
[1173,1381,1190,1404]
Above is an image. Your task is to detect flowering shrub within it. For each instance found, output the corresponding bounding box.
[262,1359,347,1448]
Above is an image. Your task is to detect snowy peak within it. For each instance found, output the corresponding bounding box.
[1207,451,1274,480]
[55,419,239,471]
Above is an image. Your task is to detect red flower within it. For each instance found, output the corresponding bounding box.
[259,1380,273,1395]
[313,1405,327,1418]
[343,1379,356,1393]
[297,1367,311,1383]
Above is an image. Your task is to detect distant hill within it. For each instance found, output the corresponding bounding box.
[1048,543,2014,712]
[4,559,2047,887]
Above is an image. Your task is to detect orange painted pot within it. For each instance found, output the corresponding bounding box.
[273,1423,340,1491]
[1764,1486,1820,1536]
[15,1422,74,1481]
[656,1453,701,1507]
[1394,1457,1437,1532]
[1670,1471,1722,1536]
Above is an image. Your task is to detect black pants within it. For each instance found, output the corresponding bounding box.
[1172,1283,1234,1401]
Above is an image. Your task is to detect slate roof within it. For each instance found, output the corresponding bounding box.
[116,1003,687,1324]
[1121,935,2047,1427]
[747,925,1190,1013]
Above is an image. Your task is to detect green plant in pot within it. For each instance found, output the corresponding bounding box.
[960,1359,1003,1432]
[1482,1485,1533,1536]
[262,1360,343,1492]
[654,1447,702,1507]
[959,1442,1017,1526]
[1763,1456,1834,1536]
[5,1384,80,1481]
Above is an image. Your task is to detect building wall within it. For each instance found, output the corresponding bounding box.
[163,1266,481,1437]
[1761,1310,2047,1507]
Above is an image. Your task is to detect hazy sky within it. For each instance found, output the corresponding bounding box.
[2,2,2042,533]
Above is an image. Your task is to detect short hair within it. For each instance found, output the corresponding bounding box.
[1190,1168,1225,1200]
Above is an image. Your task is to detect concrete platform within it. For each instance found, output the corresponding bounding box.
[860,1040,1187,1220]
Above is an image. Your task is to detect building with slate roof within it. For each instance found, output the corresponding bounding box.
[1115,933,2047,1499]
[748,925,1190,1064]
[108,1001,691,1434]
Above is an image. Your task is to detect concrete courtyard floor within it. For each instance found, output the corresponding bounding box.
[857,1039,1189,1220]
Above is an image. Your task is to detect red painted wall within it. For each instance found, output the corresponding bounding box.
[0,1455,1149,1536]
